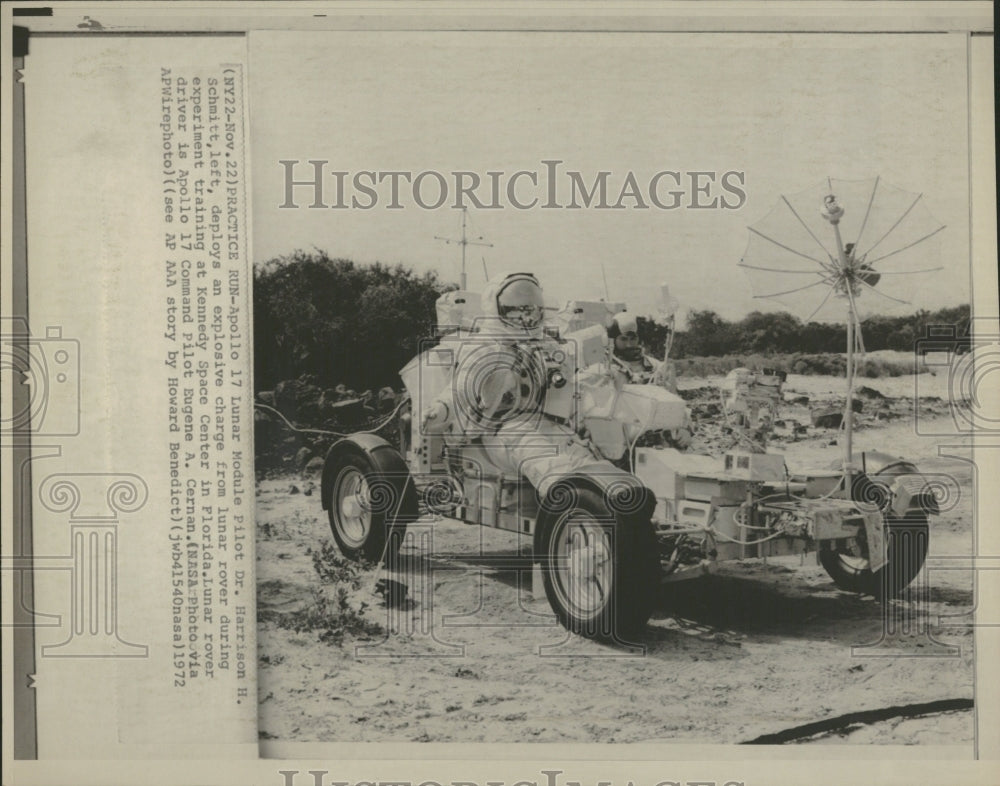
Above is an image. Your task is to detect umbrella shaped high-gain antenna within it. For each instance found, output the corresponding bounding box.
[739,177,945,471]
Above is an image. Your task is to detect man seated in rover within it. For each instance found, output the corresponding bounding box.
[586,310,691,451]
[605,311,677,392]
[420,271,625,497]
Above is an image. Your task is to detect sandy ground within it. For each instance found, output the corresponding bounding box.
[255,373,976,746]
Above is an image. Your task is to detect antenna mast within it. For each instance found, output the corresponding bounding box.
[434,207,493,290]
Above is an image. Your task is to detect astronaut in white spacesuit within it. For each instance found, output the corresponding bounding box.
[420,272,618,496]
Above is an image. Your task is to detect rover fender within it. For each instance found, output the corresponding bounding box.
[532,463,656,559]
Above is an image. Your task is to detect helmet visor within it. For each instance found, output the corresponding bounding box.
[497,278,545,331]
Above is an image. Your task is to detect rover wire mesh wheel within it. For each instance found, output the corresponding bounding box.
[819,511,929,600]
[327,451,406,564]
[539,487,656,641]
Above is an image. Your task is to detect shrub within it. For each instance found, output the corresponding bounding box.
[270,587,384,646]
[260,540,384,646]
[309,540,375,587]
[674,352,924,379]
[254,252,454,392]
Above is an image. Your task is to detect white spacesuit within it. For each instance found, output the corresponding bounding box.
[421,272,619,496]
[583,311,691,450]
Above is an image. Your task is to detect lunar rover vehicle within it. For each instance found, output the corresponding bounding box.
[321,290,935,639]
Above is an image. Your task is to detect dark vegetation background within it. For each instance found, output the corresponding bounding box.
[253,250,970,393]
[254,251,453,392]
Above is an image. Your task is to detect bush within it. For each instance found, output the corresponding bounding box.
[259,540,384,646]
[269,587,384,646]
[254,252,454,392]
[309,540,374,587]
[856,354,922,378]
[674,352,924,379]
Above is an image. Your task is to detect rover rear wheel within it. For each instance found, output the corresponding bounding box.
[327,451,408,564]
[820,511,929,599]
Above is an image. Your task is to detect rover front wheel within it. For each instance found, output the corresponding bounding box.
[539,487,656,641]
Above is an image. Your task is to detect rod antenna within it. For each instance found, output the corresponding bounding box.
[434,207,493,290]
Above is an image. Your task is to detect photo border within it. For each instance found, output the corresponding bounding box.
[2,3,995,785]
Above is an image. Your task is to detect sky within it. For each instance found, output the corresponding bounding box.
[249,31,970,323]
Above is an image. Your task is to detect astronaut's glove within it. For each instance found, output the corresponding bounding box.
[420,402,450,434]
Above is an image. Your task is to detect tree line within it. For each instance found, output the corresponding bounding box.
[254,251,970,391]
[641,304,970,360]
